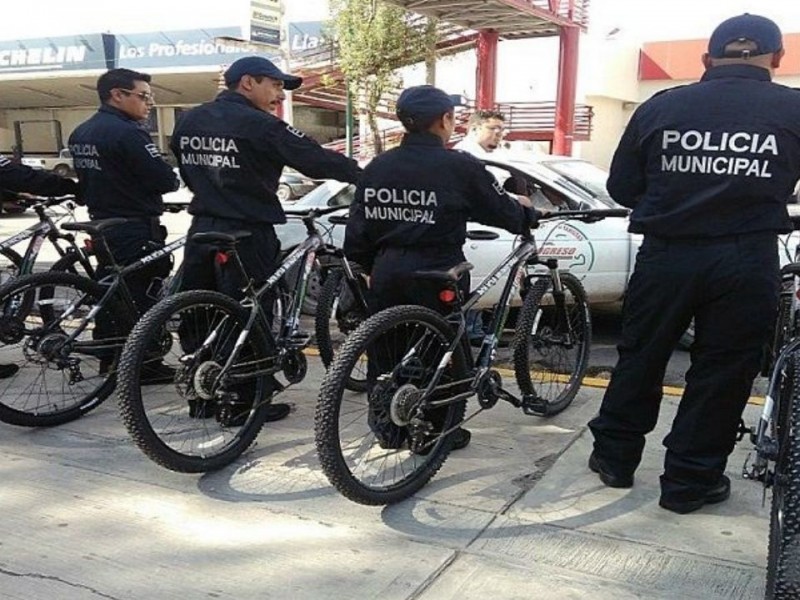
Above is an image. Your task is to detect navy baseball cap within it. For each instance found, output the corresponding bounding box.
[396,85,464,126]
[708,13,783,58]
[224,56,303,89]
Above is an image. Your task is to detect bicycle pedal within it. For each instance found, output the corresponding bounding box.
[521,393,549,417]
[287,332,311,348]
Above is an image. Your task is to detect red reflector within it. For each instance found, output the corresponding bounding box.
[439,289,457,303]
[215,251,230,265]
[83,238,94,252]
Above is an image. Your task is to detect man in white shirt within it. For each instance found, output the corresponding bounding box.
[454,110,506,158]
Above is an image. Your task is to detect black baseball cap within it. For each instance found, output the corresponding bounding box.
[224,56,303,89]
[396,85,464,126]
[708,13,783,58]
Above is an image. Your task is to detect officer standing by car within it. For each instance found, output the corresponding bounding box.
[588,14,800,514]
[170,55,360,424]
[344,85,537,450]
[68,68,179,382]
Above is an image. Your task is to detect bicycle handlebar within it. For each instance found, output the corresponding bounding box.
[533,207,630,226]
[283,205,348,219]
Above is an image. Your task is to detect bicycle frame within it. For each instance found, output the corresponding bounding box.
[385,208,627,419]
[192,208,343,385]
[0,198,92,278]
[39,235,188,351]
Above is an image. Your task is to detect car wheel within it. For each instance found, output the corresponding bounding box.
[277,183,292,202]
[54,164,71,177]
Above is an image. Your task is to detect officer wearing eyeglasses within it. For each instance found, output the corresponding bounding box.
[68,68,179,382]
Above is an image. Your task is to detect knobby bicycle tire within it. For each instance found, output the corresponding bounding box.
[0,247,23,283]
[117,290,273,473]
[0,270,126,426]
[315,304,468,505]
[50,250,96,280]
[512,272,591,416]
[766,351,800,598]
[315,268,368,392]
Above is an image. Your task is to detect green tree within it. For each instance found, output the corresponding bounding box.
[330,0,438,155]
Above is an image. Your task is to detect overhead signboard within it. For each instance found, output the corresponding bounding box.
[288,21,328,56]
[250,0,282,47]
[0,34,108,74]
[114,27,272,69]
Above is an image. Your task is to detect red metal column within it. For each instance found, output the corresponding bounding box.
[553,25,579,156]
[475,30,498,109]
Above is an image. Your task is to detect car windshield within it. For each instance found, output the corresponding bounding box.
[540,159,619,208]
[291,180,350,207]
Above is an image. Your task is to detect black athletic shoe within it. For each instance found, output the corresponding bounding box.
[0,363,19,379]
[659,475,731,514]
[588,452,634,488]
[451,428,472,450]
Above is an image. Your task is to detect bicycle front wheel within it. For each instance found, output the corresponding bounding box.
[766,351,800,598]
[315,268,368,392]
[512,272,591,416]
[0,271,126,426]
[315,305,469,505]
[117,290,274,473]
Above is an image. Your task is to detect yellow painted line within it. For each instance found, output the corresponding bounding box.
[307,348,766,406]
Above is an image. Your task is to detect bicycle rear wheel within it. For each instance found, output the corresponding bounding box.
[0,271,125,426]
[117,290,274,473]
[512,272,591,416]
[766,351,800,598]
[315,305,469,505]
[0,247,22,285]
[315,268,368,392]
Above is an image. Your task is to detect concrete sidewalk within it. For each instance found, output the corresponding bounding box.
[0,358,768,599]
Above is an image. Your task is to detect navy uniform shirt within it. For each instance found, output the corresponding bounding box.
[608,64,800,238]
[68,105,178,218]
[0,154,77,197]
[345,131,534,272]
[170,91,361,224]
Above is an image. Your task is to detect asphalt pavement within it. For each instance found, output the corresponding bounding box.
[0,347,771,600]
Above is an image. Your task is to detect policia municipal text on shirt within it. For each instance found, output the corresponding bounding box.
[171,56,361,425]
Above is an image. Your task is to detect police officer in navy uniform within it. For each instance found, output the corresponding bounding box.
[588,14,800,514]
[345,85,537,450]
[0,155,78,379]
[69,68,179,382]
[0,154,78,199]
[170,56,360,424]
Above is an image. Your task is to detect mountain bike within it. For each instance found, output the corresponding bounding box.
[0,205,188,428]
[741,217,800,599]
[314,215,370,393]
[314,208,629,505]
[0,195,94,282]
[115,205,359,473]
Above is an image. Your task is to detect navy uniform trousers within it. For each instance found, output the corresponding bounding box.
[588,232,780,501]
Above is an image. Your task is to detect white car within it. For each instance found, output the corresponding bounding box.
[273,155,637,310]
[254,156,800,313]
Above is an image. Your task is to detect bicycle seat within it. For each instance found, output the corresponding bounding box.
[411,261,474,283]
[191,230,253,245]
[61,218,129,234]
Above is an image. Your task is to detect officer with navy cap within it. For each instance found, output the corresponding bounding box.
[588,14,800,513]
[345,84,537,450]
[171,55,360,424]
